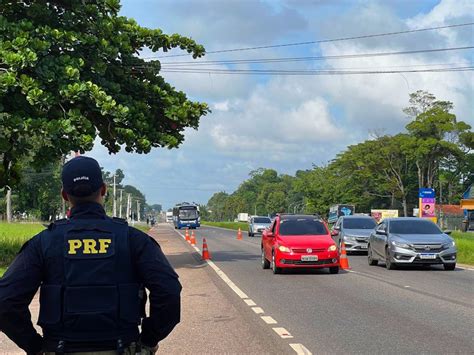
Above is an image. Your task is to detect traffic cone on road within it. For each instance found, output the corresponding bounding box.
[237,228,243,240]
[339,242,351,270]
[202,238,211,260]
[185,228,190,242]
[190,231,196,246]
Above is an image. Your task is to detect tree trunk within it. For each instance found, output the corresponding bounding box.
[402,196,408,217]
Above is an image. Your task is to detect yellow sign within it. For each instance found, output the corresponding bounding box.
[371,209,399,223]
[68,238,112,255]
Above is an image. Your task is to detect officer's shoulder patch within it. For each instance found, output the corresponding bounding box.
[112,217,128,225]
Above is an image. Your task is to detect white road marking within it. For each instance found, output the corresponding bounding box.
[404,286,411,288]
[244,299,257,306]
[261,316,277,324]
[273,327,294,339]
[172,226,314,352]
[207,260,249,299]
[290,343,313,355]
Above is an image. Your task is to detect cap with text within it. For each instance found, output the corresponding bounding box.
[61,156,104,197]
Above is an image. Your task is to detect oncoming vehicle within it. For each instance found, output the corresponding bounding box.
[173,202,200,229]
[166,211,173,223]
[368,218,457,270]
[248,216,272,237]
[261,214,340,274]
[331,215,377,253]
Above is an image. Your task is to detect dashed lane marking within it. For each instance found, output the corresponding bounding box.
[173,226,311,354]
[290,343,312,355]
[261,316,277,324]
[244,299,257,306]
[273,327,294,339]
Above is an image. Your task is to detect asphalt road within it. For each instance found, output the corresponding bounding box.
[179,225,474,354]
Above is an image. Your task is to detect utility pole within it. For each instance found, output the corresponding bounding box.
[113,174,116,217]
[126,193,131,222]
[119,189,123,218]
[6,186,11,223]
[137,200,140,222]
[61,155,66,218]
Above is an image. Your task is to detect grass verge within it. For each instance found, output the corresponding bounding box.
[201,221,248,231]
[451,231,474,265]
[0,222,46,276]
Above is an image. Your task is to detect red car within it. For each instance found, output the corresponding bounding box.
[261,214,340,274]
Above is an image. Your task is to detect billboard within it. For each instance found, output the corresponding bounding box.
[371,209,399,223]
[419,188,437,223]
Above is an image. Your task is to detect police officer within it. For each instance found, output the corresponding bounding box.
[0,156,182,354]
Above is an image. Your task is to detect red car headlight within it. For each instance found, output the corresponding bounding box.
[328,245,337,252]
[278,245,291,253]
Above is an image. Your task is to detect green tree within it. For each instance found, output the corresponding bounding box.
[403,91,471,188]
[0,0,209,195]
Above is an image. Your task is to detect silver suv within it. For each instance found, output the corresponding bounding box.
[331,215,377,252]
[368,218,457,270]
[248,216,272,237]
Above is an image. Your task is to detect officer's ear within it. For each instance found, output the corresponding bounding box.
[61,188,70,202]
[100,183,107,197]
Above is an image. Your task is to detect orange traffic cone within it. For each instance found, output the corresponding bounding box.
[190,231,196,246]
[185,228,190,242]
[339,242,351,270]
[237,228,243,240]
[202,238,211,260]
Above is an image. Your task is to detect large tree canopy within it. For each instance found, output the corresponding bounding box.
[0,0,209,188]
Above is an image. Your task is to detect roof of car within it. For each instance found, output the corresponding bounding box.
[340,214,374,219]
[383,217,429,222]
[279,214,323,220]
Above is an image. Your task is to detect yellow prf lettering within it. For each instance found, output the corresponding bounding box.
[68,240,82,254]
[98,239,112,253]
[82,239,98,254]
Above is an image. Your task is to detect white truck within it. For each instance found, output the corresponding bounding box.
[166,211,173,223]
[237,213,249,222]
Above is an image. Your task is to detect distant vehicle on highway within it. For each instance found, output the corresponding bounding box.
[368,217,457,270]
[248,216,272,237]
[261,214,340,274]
[166,211,173,223]
[237,212,249,222]
[328,204,355,224]
[331,215,377,253]
[173,202,200,229]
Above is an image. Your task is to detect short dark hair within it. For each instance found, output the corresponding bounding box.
[67,187,102,205]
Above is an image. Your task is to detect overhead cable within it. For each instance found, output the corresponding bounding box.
[155,46,474,67]
[159,66,474,76]
[143,22,474,59]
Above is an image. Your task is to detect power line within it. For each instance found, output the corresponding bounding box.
[155,46,474,67]
[144,22,474,59]
[160,66,474,76]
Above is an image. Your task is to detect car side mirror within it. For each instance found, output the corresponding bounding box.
[443,230,452,235]
[267,232,274,238]
[331,230,339,237]
[376,229,387,236]
[334,226,340,231]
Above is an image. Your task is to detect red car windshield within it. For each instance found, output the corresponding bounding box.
[279,218,327,236]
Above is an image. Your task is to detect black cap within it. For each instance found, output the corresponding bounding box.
[61,156,104,197]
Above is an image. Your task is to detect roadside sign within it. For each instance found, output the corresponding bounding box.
[419,188,437,223]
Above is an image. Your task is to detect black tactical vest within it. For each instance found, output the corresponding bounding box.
[38,217,141,345]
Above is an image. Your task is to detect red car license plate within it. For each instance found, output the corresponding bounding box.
[301,255,318,261]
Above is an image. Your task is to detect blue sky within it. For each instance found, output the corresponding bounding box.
[90,0,474,209]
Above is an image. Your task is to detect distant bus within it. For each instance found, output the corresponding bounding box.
[173,202,200,229]
[166,211,173,223]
